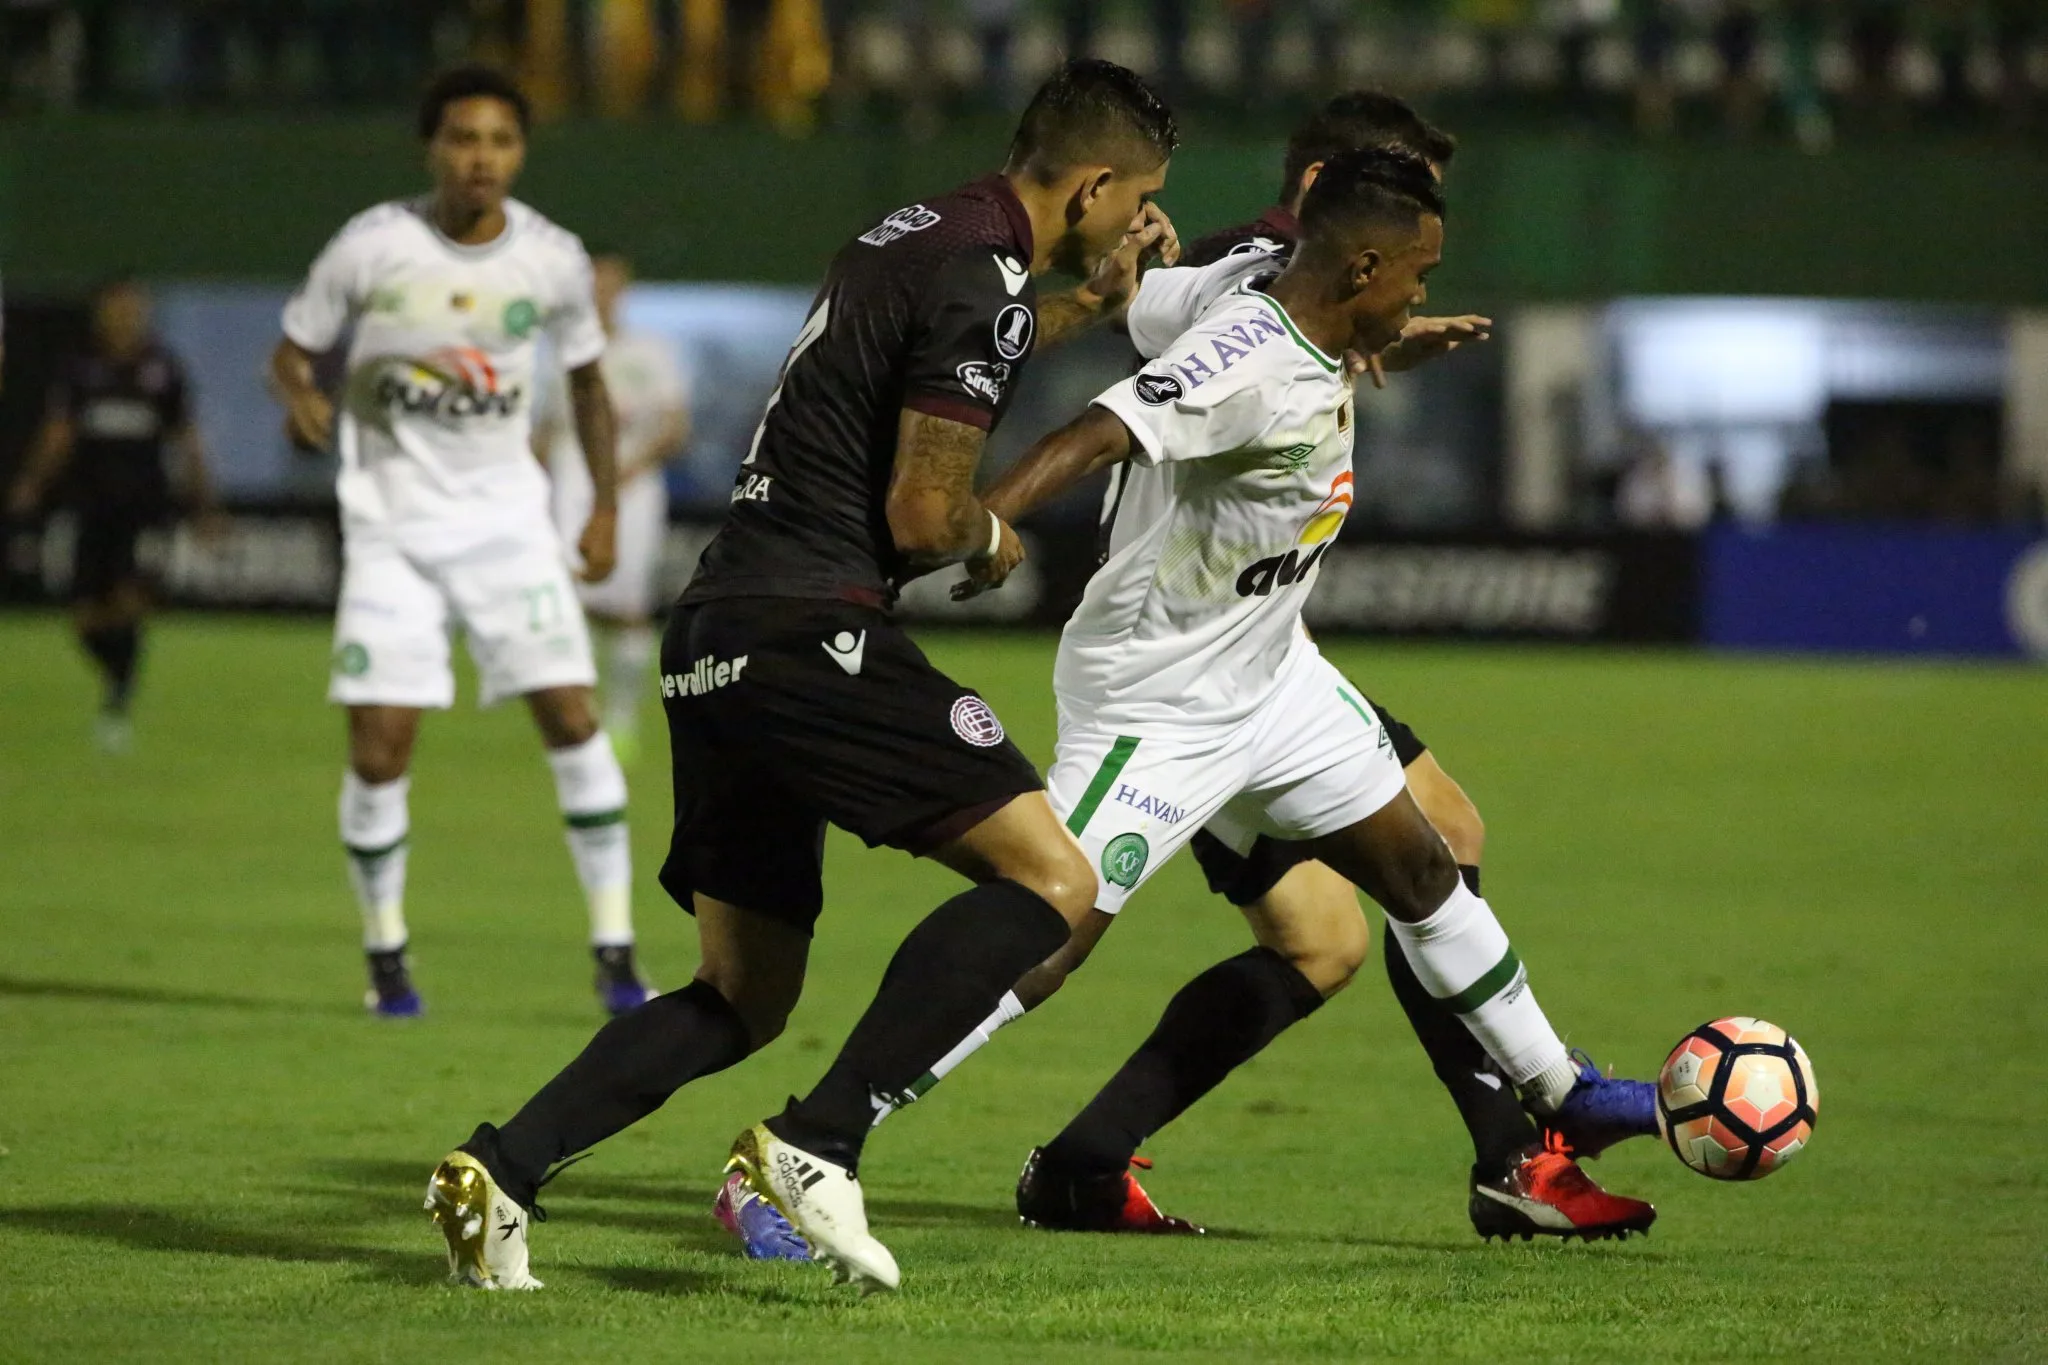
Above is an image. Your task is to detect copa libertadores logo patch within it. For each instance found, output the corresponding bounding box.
[993,304,1035,360]
[1134,371,1186,406]
[1101,832,1149,889]
[949,696,1005,747]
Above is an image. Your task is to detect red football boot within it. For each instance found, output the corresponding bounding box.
[1015,1148,1205,1234]
[1469,1135,1657,1242]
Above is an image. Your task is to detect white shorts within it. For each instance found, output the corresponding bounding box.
[554,458,669,621]
[328,524,597,709]
[1047,645,1408,914]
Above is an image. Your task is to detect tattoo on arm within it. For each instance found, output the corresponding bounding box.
[567,363,618,506]
[888,409,989,569]
[1035,288,1103,348]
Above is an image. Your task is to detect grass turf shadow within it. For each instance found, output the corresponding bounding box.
[0,1203,443,1286]
[0,975,359,1018]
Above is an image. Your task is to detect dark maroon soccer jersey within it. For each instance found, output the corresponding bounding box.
[49,343,190,509]
[682,175,1039,609]
[1181,204,1299,269]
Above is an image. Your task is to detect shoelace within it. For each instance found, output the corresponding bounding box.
[527,1150,593,1223]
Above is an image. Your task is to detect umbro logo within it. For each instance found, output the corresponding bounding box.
[822,630,866,676]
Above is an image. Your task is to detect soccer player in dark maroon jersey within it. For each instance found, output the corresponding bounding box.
[427,59,1182,1293]
[7,278,219,752]
[862,92,1652,1245]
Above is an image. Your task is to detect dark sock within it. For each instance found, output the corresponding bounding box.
[478,979,751,1205]
[80,623,140,713]
[1386,864,1540,1180]
[1041,945,1325,1177]
[771,879,1068,1171]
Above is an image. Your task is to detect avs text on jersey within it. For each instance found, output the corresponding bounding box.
[682,175,1038,609]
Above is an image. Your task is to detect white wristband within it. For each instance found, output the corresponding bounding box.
[982,509,1003,559]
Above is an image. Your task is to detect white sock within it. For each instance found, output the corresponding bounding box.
[548,733,633,947]
[340,771,409,952]
[605,625,655,735]
[1383,881,1574,1109]
[870,990,1027,1128]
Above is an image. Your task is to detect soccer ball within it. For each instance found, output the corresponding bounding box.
[1656,1017,1818,1180]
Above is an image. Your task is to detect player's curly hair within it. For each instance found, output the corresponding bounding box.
[1297,146,1446,246]
[417,65,531,141]
[1279,91,1455,207]
[1006,59,1180,179]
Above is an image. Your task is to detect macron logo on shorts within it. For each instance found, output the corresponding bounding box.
[822,631,866,676]
[663,654,748,699]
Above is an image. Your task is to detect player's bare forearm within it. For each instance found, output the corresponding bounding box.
[888,408,993,569]
[1036,287,1108,347]
[567,363,618,508]
[269,338,337,450]
[980,405,1134,525]
[1038,204,1183,347]
[173,425,217,512]
[7,417,73,515]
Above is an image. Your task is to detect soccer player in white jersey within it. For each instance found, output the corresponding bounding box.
[950,146,1656,1217]
[267,67,655,1019]
[537,250,690,759]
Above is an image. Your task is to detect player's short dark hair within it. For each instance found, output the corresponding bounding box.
[1297,146,1446,252]
[417,65,531,141]
[1279,91,1455,206]
[1006,59,1179,180]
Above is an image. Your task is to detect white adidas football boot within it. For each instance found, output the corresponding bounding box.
[423,1151,543,1290]
[725,1123,899,1293]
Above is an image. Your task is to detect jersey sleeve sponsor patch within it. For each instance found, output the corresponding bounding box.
[859,204,942,246]
[902,251,1035,431]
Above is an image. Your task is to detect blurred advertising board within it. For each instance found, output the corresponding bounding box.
[3,509,1699,647]
[1703,525,2048,660]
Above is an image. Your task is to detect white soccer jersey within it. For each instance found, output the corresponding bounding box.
[1124,252,1278,361]
[1056,278,1356,731]
[282,198,606,547]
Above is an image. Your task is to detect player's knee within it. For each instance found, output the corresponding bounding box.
[348,733,411,784]
[1431,793,1485,867]
[1295,911,1372,998]
[529,687,600,748]
[1010,839,1099,926]
[1383,828,1461,923]
[693,966,796,1053]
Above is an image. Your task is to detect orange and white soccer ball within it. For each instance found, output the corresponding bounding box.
[1656,1017,1818,1180]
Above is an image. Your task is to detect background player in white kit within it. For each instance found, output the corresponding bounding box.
[536,249,690,760]
[267,67,655,1019]
[955,147,1654,1192]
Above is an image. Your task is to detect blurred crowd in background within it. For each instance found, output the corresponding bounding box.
[3,0,2045,144]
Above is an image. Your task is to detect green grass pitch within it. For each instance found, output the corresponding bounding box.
[2,613,2043,1362]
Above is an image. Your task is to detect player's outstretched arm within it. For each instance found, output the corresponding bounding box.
[5,410,75,518]
[952,405,1134,601]
[1356,314,1493,389]
[567,361,619,582]
[268,338,336,452]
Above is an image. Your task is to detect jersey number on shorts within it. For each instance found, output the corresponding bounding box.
[742,295,832,467]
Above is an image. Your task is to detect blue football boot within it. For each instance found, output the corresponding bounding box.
[713,1168,813,1262]
[1542,1049,1657,1158]
[365,947,424,1018]
[593,945,656,1017]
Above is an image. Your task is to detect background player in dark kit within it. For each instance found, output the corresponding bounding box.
[7,277,218,751]
[430,59,1182,1292]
